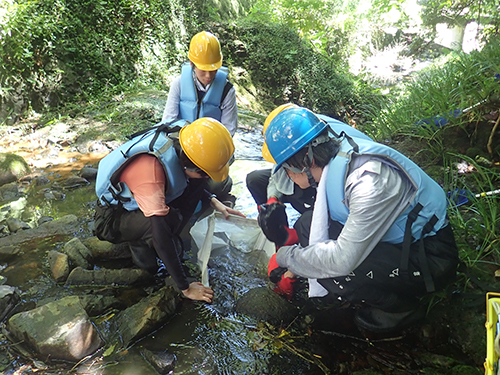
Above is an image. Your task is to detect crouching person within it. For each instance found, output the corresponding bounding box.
[93,118,245,303]
[264,107,459,333]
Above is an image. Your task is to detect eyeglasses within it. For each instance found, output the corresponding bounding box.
[283,162,306,175]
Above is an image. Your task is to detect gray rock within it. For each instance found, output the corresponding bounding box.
[6,296,102,362]
[113,286,180,347]
[6,217,30,232]
[0,245,21,261]
[0,285,20,322]
[82,236,131,260]
[63,237,93,269]
[0,214,80,247]
[80,167,98,181]
[65,267,154,286]
[62,176,90,189]
[0,182,19,201]
[235,287,298,326]
[48,250,70,282]
[141,348,176,375]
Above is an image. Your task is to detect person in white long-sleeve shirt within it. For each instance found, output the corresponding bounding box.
[161,31,238,206]
[262,107,459,334]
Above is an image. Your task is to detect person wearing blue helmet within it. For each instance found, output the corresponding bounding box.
[249,104,374,300]
[264,107,459,334]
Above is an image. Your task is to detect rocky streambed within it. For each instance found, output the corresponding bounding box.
[0,108,491,374]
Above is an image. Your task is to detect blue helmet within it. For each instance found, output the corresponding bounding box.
[265,107,328,170]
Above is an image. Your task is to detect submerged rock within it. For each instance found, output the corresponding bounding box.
[141,348,177,374]
[235,286,298,326]
[112,286,180,347]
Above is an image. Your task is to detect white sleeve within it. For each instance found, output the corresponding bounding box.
[276,161,414,278]
[161,76,182,123]
[220,86,238,136]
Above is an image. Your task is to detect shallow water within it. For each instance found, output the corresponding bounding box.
[1,135,322,374]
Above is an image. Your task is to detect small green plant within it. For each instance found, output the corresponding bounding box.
[446,155,500,268]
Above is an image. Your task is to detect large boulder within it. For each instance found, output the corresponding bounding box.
[6,296,102,362]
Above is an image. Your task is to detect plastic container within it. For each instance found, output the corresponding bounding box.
[485,292,500,374]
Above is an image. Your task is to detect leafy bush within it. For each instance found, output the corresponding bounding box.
[362,38,500,141]
[0,0,209,123]
[225,20,378,120]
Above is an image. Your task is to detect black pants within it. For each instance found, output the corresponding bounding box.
[93,179,207,274]
[294,210,459,312]
[246,168,316,214]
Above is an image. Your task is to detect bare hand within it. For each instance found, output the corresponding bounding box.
[211,198,246,219]
[182,282,214,303]
[283,270,296,279]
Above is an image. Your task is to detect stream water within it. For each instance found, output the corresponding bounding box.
[0,114,485,374]
[1,124,323,374]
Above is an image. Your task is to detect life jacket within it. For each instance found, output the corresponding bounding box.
[325,135,448,243]
[95,121,188,212]
[179,62,229,122]
[317,114,373,141]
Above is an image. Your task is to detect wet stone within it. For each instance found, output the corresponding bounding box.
[80,167,98,181]
[65,267,154,286]
[0,285,20,322]
[63,237,92,269]
[141,348,177,375]
[0,245,20,260]
[235,286,298,326]
[112,286,180,347]
[48,250,70,282]
[6,295,102,362]
[6,217,30,232]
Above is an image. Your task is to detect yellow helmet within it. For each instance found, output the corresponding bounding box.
[188,31,223,71]
[179,118,234,182]
[262,103,299,163]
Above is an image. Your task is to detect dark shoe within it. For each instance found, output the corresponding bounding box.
[222,193,237,208]
[354,307,425,334]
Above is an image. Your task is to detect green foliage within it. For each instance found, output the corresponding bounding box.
[362,39,500,141]
[446,156,500,267]
[227,20,377,119]
[420,0,500,31]
[0,0,210,123]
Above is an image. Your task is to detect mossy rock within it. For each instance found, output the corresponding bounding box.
[0,153,31,186]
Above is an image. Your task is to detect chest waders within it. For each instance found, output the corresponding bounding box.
[324,134,446,294]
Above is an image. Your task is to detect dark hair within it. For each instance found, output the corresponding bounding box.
[285,129,340,169]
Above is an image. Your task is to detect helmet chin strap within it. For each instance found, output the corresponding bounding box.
[305,167,318,189]
[304,143,318,189]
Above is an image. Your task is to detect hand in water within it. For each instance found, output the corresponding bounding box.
[182,282,214,303]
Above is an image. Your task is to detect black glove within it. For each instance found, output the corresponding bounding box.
[257,197,289,247]
[269,266,287,284]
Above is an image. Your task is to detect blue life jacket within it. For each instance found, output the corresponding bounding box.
[317,114,373,141]
[95,122,188,212]
[325,135,448,244]
[179,62,229,122]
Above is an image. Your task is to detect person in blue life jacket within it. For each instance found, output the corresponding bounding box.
[247,104,373,300]
[93,118,245,303]
[161,31,238,207]
[262,107,459,333]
